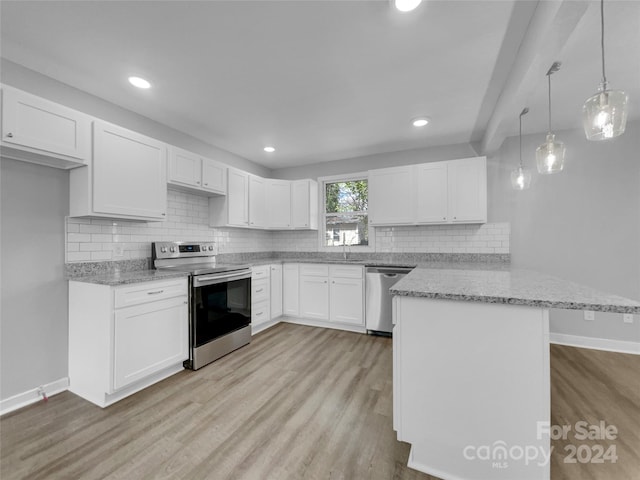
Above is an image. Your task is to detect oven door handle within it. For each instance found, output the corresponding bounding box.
[193,271,252,287]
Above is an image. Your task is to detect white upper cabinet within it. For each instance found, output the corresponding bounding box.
[415,162,449,223]
[249,174,267,228]
[268,179,292,229]
[368,156,487,226]
[168,147,201,188]
[1,84,91,169]
[210,167,249,227]
[211,174,317,230]
[447,157,487,223]
[291,179,318,230]
[369,166,415,225]
[202,157,227,194]
[168,146,226,196]
[70,121,167,221]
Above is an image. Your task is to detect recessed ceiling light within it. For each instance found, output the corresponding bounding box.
[128,76,151,89]
[412,117,430,127]
[395,0,422,12]
[264,146,275,153]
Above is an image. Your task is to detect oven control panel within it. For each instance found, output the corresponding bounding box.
[152,241,217,259]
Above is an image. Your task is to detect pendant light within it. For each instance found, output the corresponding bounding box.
[536,62,565,174]
[582,0,628,140]
[511,108,532,191]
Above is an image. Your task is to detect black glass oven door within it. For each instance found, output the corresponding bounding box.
[192,277,251,347]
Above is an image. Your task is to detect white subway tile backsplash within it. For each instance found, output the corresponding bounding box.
[65,190,510,262]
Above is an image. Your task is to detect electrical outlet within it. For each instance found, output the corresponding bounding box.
[623,314,634,324]
[583,310,595,321]
[113,244,124,257]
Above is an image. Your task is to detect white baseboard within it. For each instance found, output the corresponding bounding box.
[281,316,367,334]
[0,377,69,416]
[550,333,640,355]
[251,318,281,335]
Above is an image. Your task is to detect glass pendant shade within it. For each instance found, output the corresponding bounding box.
[511,166,531,191]
[582,85,628,140]
[536,133,565,174]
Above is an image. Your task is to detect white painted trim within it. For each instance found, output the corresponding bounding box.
[281,316,366,334]
[406,446,468,480]
[251,318,281,335]
[550,333,640,355]
[0,377,69,416]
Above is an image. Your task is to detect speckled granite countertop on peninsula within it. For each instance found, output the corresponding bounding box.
[68,269,188,286]
[390,267,640,314]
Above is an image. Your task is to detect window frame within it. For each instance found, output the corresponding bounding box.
[318,172,374,253]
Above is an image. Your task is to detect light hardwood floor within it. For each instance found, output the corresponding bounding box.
[1,324,638,480]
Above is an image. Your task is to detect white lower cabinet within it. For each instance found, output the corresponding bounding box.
[68,278,188,408]
[270,264,283,319]
[295,263,364,331]
[299,269,330,320]
[251,265,276,334]
[283,263,300,316]
[113,297,188,390]
[329,266,364,325]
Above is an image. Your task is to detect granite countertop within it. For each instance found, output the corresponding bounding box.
[390,267,640,314]
[68,269,188,286]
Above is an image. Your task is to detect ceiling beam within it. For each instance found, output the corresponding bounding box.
[478,0,590,155]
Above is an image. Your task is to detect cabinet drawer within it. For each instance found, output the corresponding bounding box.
[114,279,188,309]
[330,264,364,279]
[252,301,270,325]
[252,265,270,279]
[252,278,270,304]
[299,264,329,277]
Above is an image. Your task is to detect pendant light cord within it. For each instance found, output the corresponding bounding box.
[519,107,528,168]
[547,74,552,133]
[600,0,607,85]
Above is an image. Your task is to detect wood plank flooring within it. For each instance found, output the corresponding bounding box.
[1,324,638,480]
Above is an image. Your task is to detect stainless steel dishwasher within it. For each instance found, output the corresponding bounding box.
[365,266,413,335]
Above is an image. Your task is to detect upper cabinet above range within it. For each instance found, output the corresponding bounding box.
[369,156,487,226]
[168,146,227,196]
[0,84,91,169]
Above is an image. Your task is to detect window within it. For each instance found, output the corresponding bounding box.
[320,175,370,249]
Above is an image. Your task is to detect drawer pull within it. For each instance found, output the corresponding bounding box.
[256,288,264,293]
[6,132,14,138]
[147,290,164,295]
[256,312,264,316]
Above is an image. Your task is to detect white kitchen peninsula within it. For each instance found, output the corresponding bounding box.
[390,266,640,480]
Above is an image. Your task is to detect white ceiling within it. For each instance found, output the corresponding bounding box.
[1,1,638,169]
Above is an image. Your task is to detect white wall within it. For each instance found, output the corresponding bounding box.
[1,59,270,178]
[1,159,69,400]
[490,120,640,343]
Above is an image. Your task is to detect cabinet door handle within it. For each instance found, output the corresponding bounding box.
[256,311,264,316]
[6,132,13,138]
[256,288,263,293]
[204,183,208,186]
[162,213,166,216]
[196,181,201,185]
[147,290,164,295]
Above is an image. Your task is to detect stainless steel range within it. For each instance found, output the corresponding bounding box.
[152,241,252,370]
